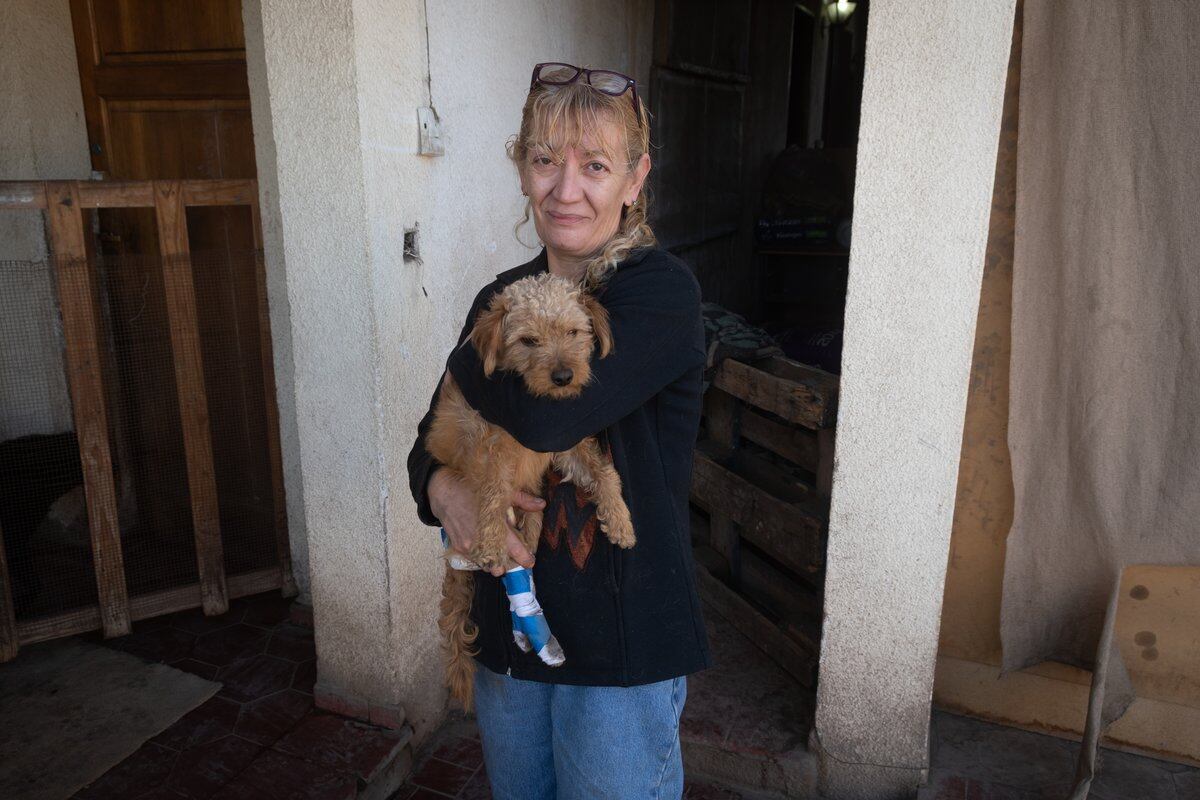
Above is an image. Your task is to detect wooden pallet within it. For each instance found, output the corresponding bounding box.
[691,355,838,688]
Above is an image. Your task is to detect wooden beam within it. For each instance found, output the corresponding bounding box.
[250,194,296,596]
[695,562,817,688]
[0,521,17,662]
[75,180,155,208]
[739,406,820,472]
[691,445,825,575]
[816,427,836,498]
[0,181,48,209]
[16,567,283,647]
[154,180,229,616]
[704,389,742,584]
[2,179,265,211]
[184,179,257,207]
[713,357,839,429]
[45,182,132,638]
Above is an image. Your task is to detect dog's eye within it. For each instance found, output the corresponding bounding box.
[567,329,579,337]
[520,336,539,347]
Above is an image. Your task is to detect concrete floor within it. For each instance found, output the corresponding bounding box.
[920,710,1200,800]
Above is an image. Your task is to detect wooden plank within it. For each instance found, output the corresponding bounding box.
[250,194,297,596]
[816,427,836,498]
[0,522,17,661]
[154,180,229,616]
[690,445,825,575]
[16,567,282,647]
[704,389,742,584]
[695,562,816,687]
[0,181,49,209]
[739,407,820,472]
[713,357,838,429]
[75,180,155,208]
[46,182,132,639]
[739,548,823,653]
[183,179,258,207]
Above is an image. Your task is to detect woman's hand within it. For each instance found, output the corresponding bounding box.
[428,467,543,577]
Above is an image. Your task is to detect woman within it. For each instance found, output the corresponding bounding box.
[406,62,709,799]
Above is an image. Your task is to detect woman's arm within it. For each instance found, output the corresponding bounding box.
[446,253,703,453]
[406,281,501,525]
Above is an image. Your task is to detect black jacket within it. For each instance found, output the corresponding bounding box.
[406,246,711,686]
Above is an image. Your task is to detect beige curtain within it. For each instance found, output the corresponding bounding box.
[1003,1,1200,796]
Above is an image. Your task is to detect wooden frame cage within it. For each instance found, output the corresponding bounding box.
[0,179,293,663]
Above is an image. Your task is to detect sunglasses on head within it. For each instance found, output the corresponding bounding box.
[529,62,644,130]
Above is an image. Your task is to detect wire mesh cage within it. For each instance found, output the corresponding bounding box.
[0,181,291,654]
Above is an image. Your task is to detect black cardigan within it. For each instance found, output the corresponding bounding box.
[406,246,711,686]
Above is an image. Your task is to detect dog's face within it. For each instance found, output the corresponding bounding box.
[470,273,612,399]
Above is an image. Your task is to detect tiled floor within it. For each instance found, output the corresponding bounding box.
[71,592,409,800]
[390,713,746,800]
[56,591,1200,800]
[679,604,815,795]
[394,698,1200,800]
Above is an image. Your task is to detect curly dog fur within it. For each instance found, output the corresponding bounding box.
[426,273,635,709]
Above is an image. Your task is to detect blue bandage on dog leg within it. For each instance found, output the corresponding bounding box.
[501,567,565,667]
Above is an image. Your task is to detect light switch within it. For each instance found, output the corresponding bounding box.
[418,107,445,156]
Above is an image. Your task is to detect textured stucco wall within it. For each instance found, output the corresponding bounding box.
[244,0,651,739]
[241,0,311,606]
[812,3,1017,798]
[0,0,90,438]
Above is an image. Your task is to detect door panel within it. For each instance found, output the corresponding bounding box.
[68,0,281,588]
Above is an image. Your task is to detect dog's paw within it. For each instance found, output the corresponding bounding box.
[470,545,506,572]
[601,514,636,549]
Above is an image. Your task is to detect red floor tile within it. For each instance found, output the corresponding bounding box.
[406,788,454,800]
[218,654,296,702]
[162,734,262,800]
[168,658,221,681]
[429,736,484,770]
[211,749,357,800]
[408,756,475,797]
[152,696,240,751]
[685,781,743,799]
[235,690,314,746]
[74,742,177,799]
[458,768,493,800]
[266,625,317,663]
[192,624,269,667]
[272,713,407,783]
[292,659,318,694]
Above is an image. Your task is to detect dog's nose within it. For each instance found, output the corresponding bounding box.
[551,368,574,386]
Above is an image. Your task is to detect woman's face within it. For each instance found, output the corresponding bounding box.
[520,121,651,262]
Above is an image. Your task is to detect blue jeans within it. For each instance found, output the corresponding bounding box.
[473,667,688,799]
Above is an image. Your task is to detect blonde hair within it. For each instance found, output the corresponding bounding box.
[508,75,656,291]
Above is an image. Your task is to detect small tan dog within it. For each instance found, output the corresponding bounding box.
[427,273,635,708]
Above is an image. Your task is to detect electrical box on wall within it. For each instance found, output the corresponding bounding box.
[417,107,444,156]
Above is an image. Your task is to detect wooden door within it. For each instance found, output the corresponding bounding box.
[650,0,793,320]
[67,1,285,597]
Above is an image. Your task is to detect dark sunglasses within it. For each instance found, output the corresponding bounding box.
[529,62,644,130]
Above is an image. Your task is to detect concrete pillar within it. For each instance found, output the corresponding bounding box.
[811,3,1016,797]
[242,0,423,725]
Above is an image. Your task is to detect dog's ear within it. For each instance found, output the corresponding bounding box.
[582,294,613,358]
[470,295,508,376]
